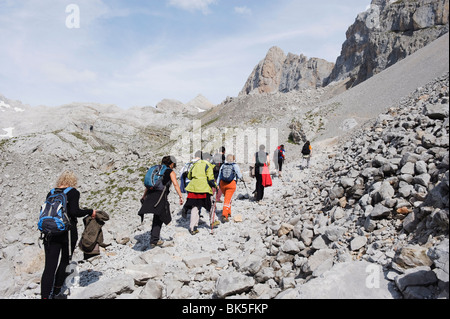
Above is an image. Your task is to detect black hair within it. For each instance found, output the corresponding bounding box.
[162,155,177,168]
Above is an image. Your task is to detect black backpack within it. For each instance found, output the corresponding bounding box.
[302,143,310,155]
[38,187,73,236]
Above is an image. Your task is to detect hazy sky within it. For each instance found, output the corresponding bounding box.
[0,0,369,108]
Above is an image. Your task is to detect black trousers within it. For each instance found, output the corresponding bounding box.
[278,158,284,171]
[150,214,164,244]
[255,166,265,201]
[41,231,77,299]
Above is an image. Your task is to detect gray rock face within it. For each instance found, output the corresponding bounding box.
[239,46,334,96]
[328,0,449,86]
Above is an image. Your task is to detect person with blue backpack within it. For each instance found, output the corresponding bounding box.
[138,156,183,248]
[217,154,243,222]
[39,170,97,299]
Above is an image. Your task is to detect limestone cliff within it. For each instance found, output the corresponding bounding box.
[327,0,449,86]
[239,47,334,96]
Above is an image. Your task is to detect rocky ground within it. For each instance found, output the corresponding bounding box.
[2,72,447,299]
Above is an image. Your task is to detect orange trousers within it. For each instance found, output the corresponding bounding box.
[219,180,236,219]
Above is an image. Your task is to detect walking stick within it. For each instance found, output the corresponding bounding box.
[241,179,250,199]
[210,188,217,235]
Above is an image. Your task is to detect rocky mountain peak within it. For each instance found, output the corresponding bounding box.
[155,95,215,114]
[239,47,334,96]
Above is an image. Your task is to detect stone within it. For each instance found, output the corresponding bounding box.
[370,203,391,219]
[302,249,335,274]
[215,273,255,298]
[413,173,431,187]
[401,162,416,175]
[324,225,346,242]
[293,261,401,299]
[125,264,166,285]
[350,236,368,251]
[415,160,428,175]
[398,184,415,198]
[278,223,294,237]
[371,181,395,204]
[281,239,301,255]
[300,228,314,246]
[402,210,418,233]
[393,245,433,271]
[71,275,135,299]
[182,253,212,268]
[312,235,329,250]
[395,267,438,292]
[330,185,345,200]
[139,280,163,299]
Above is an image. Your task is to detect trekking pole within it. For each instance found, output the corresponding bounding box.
[241,179,250,200]
[210,188,217,235]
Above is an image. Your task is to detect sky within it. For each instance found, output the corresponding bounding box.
[0,0,370,109]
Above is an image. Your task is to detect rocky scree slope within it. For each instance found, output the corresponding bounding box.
[2,73,448,299]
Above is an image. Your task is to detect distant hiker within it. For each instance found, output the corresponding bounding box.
[301,141,312,169]
[212,146,226,203]
[40,170,97,299]
[138,156,183,248]
[184,150,217,235]
[253,145,271,202]
[217,154,243,222]
[277,144,286,178]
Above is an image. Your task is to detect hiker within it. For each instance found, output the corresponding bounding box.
[253,144,271,202]
[203,151,221,226]
[277,144,286,177]
[184,150,217,235]
[301,141,312,169]
[40,170,97,299]
[212,146,226,203]
[217,154,243,222]
[138,156,183,248]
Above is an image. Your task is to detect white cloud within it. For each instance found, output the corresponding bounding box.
[40,62,97,84]
[167,0,218,14]
[234,6,252,15]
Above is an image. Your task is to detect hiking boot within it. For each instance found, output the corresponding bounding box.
[221,216,229,223]
[53,292,67,299]
[211,220,220,228]
[190,227,199,235]
[150,240,164,248]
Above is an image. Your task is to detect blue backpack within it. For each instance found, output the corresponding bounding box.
[220,163,236,183]
[38,187,73,236]
[144,165,168,191]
